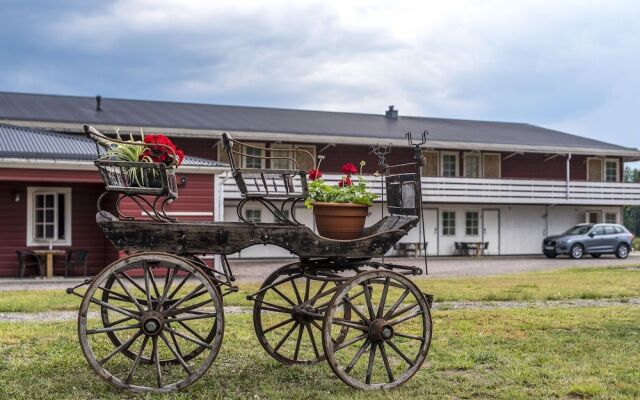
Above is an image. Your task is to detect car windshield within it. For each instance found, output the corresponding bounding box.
[563,225,593,236]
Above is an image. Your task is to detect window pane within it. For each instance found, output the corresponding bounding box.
[245,146,263,169]
[245,209,261,223]
[45,224,55,238]
[45,209,54,223]
[442,211,456,236]
[605,213,617,224]
[464,156,479,178]
[465,212,479,235]
[45,194,54,207]
[35,225,44,239]
[36,195,44,208]
[58,194,66,240]
[36,210,44,223]
[605,161,617,182]
[442,155,457,177]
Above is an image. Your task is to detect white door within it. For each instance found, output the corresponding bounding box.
[423,209,438,256]
[482,209,500,255]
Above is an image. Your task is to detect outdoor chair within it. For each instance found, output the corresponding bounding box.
[16,250,44,279]
[483,241,489,256]
[65,250,89,277]
[454,242,462,256]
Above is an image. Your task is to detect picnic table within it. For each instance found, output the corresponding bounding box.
[32,249,66,278]
[458,241,488,257]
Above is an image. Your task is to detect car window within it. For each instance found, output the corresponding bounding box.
[591,226,605,235]
[614,226,624,234]
[604,226,615,235]
[564,225,593,235]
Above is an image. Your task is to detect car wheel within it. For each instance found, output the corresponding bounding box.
[615,244,629,259]
[544,253,557,259]
[569,244,584,259]
[591,254,601,258]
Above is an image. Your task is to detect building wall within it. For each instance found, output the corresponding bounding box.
[0,181,116,277]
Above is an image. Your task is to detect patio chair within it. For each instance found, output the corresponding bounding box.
[16,250,44,279]
[454,242,462,256]
[483,242,489,256]
[65,250,89,277]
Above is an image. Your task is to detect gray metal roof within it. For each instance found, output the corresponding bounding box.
[0,91,636,154]
[0,123,225,168]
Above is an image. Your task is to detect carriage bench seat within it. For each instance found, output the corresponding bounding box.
[96,214,418,259]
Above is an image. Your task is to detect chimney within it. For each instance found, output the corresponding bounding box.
[96,95,102,112]
[385,105,398,119]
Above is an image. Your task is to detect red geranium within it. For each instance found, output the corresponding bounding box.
[338,176,352,187]
[341,163,358,175]
[308,169,322,181]
[142,134,185,167]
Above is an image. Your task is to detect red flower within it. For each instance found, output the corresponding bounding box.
[341,163,357,175]
[338,176,352,187]
[141,133,184,166]
[308,169,322,181]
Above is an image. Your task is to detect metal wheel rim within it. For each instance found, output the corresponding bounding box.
[618,245,628,258]
[78,252,224,393]
[322,270,432,389]
[253,263,351,365]
[572,245,583,258]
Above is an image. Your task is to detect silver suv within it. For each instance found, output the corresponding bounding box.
[542,223,633,259]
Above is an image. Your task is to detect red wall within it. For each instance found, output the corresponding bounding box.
[0,181,116,277]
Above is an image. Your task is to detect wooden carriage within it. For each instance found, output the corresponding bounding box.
[69,125,433,393]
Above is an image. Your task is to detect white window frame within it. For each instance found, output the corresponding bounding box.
[440,151,459,177]
[26,187,72,246]
[244,208,262,223]
[241,142,266,169]
[585,210,602,224]
[482,153,502,178]
[465,210,480,236]
[604,212,618,224]
[604,158,620,182]
[463,152,482,178]
[270,143,294,169]
[441,210,456,236]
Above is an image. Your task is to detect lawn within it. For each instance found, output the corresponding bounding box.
[1,266,639,313]
[0,306,638,399]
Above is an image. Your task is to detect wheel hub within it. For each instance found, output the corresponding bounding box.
[292,304,318,324]
[140,311,165,336]
[368,318,394,342]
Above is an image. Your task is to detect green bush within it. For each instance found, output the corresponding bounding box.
[633,237,640,251]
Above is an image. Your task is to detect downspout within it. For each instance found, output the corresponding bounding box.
[213,171,231,271]
[566,153,572,199]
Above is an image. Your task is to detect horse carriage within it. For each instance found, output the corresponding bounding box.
[68,125,433,393]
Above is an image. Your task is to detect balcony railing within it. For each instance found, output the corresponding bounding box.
[221,174,640,206]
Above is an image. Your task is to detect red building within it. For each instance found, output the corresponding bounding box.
[1,91,639,266]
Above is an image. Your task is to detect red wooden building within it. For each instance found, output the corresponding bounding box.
[1,91,639,265]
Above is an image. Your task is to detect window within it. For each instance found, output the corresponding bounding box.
[442,211,456,236]
[464,154,480,178]
[465,211,479,236]
[586,211,601,224]
[483,153,501,178]
[422,151,439,177]
[441,152,458,177]
[604,212,618,224]
[270,144,294,169]
[591,226,605,236]
[27,187,71,246]
[604,226,616,235]
[244,145,264,169]
[605,159,619,182]
[244,209,261,223]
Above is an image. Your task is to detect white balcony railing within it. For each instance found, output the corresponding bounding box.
[222,174,640,206]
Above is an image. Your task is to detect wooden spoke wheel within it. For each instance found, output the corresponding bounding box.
[252,263,351,365]
[322,270,432,389]
[78,252,224,393]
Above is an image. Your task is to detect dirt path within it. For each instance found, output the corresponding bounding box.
[1,299,637,323]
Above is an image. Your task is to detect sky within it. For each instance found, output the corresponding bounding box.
[1,0,639,165]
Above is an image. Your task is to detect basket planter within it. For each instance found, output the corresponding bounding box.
[313,202,369,240]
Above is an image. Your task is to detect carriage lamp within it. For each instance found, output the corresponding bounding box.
[179,176,188,186]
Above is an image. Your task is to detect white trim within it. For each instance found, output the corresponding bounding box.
[440,151,459,177]
[0,158,227,174]
[26,186,72,247]
[604,158,620,182]
[6,119,638,159]
[482,153,501,178]
[463,152,482,178]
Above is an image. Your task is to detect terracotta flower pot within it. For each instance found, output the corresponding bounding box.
[313,202,369,240]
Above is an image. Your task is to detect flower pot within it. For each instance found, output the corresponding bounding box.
[313,202,369,240]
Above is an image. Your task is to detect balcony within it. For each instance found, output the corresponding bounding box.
[221,174,640,206]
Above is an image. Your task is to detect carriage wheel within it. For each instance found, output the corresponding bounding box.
[322,270,432,389]
[99,257,219,365]
[78,252,224,393]
[252,263,351,364]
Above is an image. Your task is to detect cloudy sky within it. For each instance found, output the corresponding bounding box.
[1,0,639,159]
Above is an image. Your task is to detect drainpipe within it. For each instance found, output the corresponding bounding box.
[213,171,231,272]
[566,153,572,199]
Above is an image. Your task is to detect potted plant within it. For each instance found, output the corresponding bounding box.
[305,159,378,239]
[101,129,184,187]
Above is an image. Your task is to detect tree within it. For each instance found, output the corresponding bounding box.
[623,166,640,235]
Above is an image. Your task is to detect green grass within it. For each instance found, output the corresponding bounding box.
[0,306,638,399]
[1,266,638,313]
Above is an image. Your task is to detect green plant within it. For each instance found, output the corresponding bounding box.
[632,237,640,251]
[100,128,154,186]
[304,160,378,207]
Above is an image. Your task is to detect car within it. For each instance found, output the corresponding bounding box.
[542,223,634,259]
